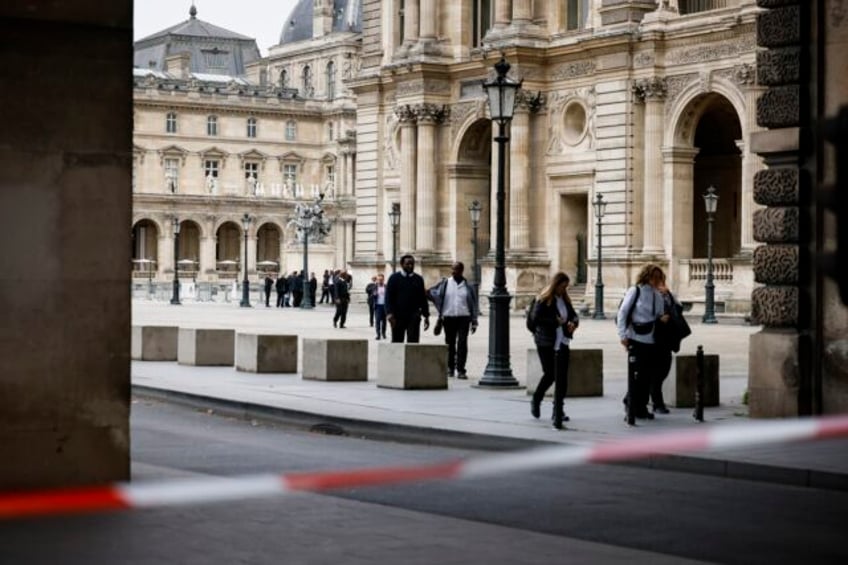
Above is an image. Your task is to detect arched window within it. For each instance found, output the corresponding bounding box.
[302,65,313,97]
[280,68,288,88]
[326,61,336,100]
[166,112,177,133]
[246,117,257,138]
[207,115,218,136]
[285,120,297,141]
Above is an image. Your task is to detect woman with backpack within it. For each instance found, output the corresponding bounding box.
[616,263,670,420]
[529,271,579,430]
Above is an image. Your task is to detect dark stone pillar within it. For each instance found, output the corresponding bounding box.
[0,3,132,488]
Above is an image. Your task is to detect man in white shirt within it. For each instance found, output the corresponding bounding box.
[432,262,479,379]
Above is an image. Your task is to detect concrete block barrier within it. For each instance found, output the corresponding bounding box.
[302,338,368,381]
[177,328,235,366]
[377,343,448,390]
[131,325,178,361]
[526,348,604,397]
[665,354,720,408]
[236,333,298,373]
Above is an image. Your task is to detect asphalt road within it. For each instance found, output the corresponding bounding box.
[0,399,845,565]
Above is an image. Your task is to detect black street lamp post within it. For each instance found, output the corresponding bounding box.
[469,199,483,303]
[592,192,607,320]
[240,213,252,308]
[170,218,181,305]
[703,185,719,324]
[388,203,400,271]
[479,57,521,388]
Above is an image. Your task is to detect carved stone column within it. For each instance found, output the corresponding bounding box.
[395,105,417,252]
[403,0,419,45]
[413,103,448,252]
[200,230,217,275]
[419,0,436,41]
[509,91,541,251]
[494,0,511,28]
[512,0,531,22]
[634,77,667,256]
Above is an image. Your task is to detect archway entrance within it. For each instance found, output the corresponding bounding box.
[177,220,201,278]
[691,95,742,259]
[257,223,281,273]
[131,220,158,277]
[450,118,492,288]
[216,222,241,278]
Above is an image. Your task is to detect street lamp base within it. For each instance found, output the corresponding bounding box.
[473,380,525,390]
[169,299,181,305]
[702,316,718,324]
[592,312,606,320]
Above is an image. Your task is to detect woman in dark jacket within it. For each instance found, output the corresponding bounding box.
[530,271,579,430]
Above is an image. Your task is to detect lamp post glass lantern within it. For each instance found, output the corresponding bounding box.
[388,203,400,272]
[703,186,719,324]
[592,193,607,320]
[479,57,521,388]
[170,218,181,305]
[240,213,252,308]
[468,200,483,303]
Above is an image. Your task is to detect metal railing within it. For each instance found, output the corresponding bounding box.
[678,0,730,15]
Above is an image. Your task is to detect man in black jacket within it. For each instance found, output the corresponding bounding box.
[263,273,274,307]
[385,255,430,343]
[275,274,286,308]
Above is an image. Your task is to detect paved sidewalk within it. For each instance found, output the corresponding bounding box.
[132,299,848,491]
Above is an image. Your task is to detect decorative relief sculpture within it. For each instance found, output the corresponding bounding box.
[412,103,449,124]
[550,61,596,81]
[546,87,596,154]
[633,77,668,102]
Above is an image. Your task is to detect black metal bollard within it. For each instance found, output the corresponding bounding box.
[626,344,636,426]
[694,345,705,422]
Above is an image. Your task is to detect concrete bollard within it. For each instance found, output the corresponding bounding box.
[525,348,604,397]
[665,353,720,408]
[131,325,178,361]
[177,328,235,366]
[376,343,448,390]
[302,338,368,381]
[236,333,298,373]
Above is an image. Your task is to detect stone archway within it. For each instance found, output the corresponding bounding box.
[131,219,159,277]
[257,222,281,272]
[448,118,492,289]
[177,220,201,277]
[216,222,241,277]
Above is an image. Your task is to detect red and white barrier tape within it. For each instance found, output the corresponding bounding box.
[2,414,847,520]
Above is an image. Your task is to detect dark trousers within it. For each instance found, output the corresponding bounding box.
[391,315,421,343]
[319,288,330,303]
[368,300,376,326]
[374,304,387,337]
[533,345,556,411]
[293,292,303,307]
[333,300,349,327]
[651,347,673,409]
[553,346,570,419]
[264,289,271,306]
[443,316,471,374]
[276,291,284,307]
[625,340,659,416]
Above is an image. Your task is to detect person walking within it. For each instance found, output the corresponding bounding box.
[292,270,304,307]
[365,276,378,327]
[263,273,274,307]
[275,274,286,308]
[309,272,318,306]
[650,277,690,414]
[385,254,430,343]
[373,273,388,340]
[319,270,331,304]
[332,270,351,328]
[429,262,478,379]
[529,272,579,429]
[616,263,668,420]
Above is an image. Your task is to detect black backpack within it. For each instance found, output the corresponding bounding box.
[525,298,538,333]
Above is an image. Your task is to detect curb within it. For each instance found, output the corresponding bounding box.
[132,385,848,493]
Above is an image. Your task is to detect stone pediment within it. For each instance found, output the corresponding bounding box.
[321,152,337,164]
[157,144,188,164]
[239,149,269,168]
[198,146,229,166]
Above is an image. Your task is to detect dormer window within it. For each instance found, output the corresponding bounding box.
[202,47,229,71]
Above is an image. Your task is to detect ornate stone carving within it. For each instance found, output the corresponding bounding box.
[666,37,757,65]
[394,104,417,124]
[756,85,800,128]
[753,168,799,206]
[753,207,799,243]
[751,286,798,327]
[634,51,655,68]
[449,99,487,139]
[515,90,545,113]
[546,87,596,154]
[395,80,423,97]
[550,61,596,81]
[754,244,799,285]
[756,48,799,86]
[633,77,667,102]
[757,5,801,48]
[383,114,399,172]
[412,103,449,124]
[733,63,757,86]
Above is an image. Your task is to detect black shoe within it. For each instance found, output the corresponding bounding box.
[654,406,670,415]
[333,320,337,328]
[456,371,468,380]
[635,412,655,420]
[531,399,540,419]
[339,325,346,329]
[375,335,381,340]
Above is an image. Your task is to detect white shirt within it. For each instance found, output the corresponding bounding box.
[442,278,471,317]
[554,296,572,351]
[375,284,386,305]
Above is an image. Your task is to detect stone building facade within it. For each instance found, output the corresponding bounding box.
[132,4,357,294]
[345,0,764,313]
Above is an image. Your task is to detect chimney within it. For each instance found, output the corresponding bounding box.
[313,0,333,38]
[165,52,191,80]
